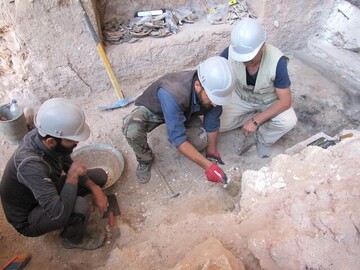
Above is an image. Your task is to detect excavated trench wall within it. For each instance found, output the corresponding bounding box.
[0,0,337,102]
[0,1,359,269]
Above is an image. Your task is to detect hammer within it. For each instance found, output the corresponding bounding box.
[154,166,180,198]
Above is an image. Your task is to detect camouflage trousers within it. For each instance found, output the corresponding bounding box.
[122,106,208,163]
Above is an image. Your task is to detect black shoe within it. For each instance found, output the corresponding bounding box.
[136,161,153,184]
[61,227,105,250]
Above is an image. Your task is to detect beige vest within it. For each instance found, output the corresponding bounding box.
[229,44,288,104]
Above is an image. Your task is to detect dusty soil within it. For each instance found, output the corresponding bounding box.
[1,1,360,266]
[1,42,359,270]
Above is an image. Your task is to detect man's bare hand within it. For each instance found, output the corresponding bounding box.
[91,186,109,216]
[242,118,257,137]
[66,161,87,184]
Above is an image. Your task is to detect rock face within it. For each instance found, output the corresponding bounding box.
[169,238,245,270]
[93,130,360,270]
[0,0,233,101]
[1,0,359,102]
[240,130,360,269]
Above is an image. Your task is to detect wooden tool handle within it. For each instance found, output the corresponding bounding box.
[79,0,124,99]
[108,211,116,227]
[340,133,353,140]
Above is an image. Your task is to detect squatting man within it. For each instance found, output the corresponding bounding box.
[122,56,236,184]
[220,18,297,158]
[0,98,109,250]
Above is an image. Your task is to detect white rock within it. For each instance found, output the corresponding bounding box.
[272,182,287,189]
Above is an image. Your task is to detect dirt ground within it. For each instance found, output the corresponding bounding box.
[0,1,360,270]
[1,40,359,270]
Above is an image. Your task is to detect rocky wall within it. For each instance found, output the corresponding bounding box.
[0,0,347,103]
[240,130,360,269]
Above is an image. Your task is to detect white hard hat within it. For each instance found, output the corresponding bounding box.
[229,18,266,62]
[35,98,90,141]
[197,56,236,106]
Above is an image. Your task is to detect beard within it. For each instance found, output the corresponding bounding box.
[201,103,213,110]
[53,140,77,155]
[197,91,213,110]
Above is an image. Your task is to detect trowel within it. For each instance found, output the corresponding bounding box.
[237,134,256,156]
[307,132,353,149]
[223,177,240,197]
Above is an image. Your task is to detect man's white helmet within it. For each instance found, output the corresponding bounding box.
[35,98,90,141]
[197,56,236,106]
[229,18,266,62]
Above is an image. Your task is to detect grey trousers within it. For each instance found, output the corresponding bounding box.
[220,94,297,145]
[19,168,107,243]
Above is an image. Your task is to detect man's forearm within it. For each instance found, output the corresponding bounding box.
[206,131,219,154]
[255,101,287,124]
[178,141,212,170]
[254,88,292,125]
[83,178,102,193]
[83,178,108,215]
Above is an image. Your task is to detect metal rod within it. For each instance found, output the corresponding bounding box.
[154,166,180,198]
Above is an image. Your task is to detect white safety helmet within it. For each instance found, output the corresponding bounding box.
[229,18,266,62]
[35,98,90,141]
[197,56,236,106]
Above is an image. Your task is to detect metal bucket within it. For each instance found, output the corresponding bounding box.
[0,103,29,144]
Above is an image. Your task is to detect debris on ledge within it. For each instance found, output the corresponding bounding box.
[102,0,256,45]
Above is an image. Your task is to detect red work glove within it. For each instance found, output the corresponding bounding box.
[205,163,227,184]
[206,151,225,165]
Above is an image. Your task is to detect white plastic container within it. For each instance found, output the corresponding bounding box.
[10,99,21,119]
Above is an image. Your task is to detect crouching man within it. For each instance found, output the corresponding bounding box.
[122,56,236,185]
[0,98,109,250]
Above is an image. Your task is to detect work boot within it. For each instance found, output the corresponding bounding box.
[136,160,153,184]
[61,227,105,250]
[256,141,272,158]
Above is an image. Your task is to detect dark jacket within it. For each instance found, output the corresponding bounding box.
[0,128,77,231]
[135,70,196,120]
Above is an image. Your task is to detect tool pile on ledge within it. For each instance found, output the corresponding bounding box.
[102,0,255,46]
[307,132,353,149]
[102,9,197,46]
